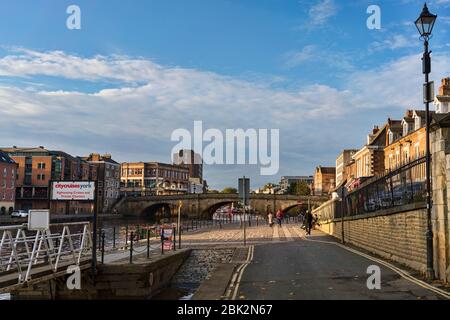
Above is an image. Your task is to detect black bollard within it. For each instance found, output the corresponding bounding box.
[113,226,116,249]
[147,229,150,259]
[173,227,176,252]
[101,231,105,264]
[161,228,165,255]
[129,232,134,264]
[125,225,129,250]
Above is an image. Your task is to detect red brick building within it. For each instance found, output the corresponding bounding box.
[0,147,97,216]
[0,151,17,215]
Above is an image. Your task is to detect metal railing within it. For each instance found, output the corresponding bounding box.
[345,156,427,217]
[0,222,92,285]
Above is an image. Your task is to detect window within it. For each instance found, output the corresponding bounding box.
[403,123,410,136]
[415,117,421,130]
[388,131,394,145]
[37,174,46,180]
[2,168,6,177]
[37,162,46,169]
[404,149,409,162]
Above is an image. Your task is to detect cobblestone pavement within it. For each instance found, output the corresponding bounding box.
[180,222,305,245]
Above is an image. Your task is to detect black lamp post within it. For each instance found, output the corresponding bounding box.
[415,3,437,280]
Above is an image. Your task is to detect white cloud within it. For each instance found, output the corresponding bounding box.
[308,0,338,27]
[369,34,418,52]
[1,47,450,188]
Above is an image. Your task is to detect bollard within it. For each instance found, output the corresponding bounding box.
[129,232,134,264]
[98,228,102,250]
[113,226,116,249]
[161,228,165,255]
[125,225,129,250]
[101,231,105,264]
[147,229,150,259]
[173,226,176,251]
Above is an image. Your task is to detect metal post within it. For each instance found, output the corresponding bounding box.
[91,179,98,283]
[147,228,150,259]
[161,227,164,255]
[101,231,105,264]
[177,203,182,249]
[243,176,247,247]
[173,226,176,251]
[341,188,345,245]
[98,228,102,250]
[125,225,129,250]
[423,39,434,280]
[129,232,134,263]
[113,226,116,249]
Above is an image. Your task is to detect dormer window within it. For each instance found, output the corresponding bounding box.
[403,123,408,136]
[388,130,394,145]
[415,116,421,130]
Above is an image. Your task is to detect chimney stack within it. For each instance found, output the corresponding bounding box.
[439,77,450,96]
[90,153,101,161]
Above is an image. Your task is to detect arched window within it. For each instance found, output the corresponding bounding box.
[0,207,6,215]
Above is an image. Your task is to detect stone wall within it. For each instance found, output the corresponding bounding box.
[431,125,450,282]
[312,121,450,283]
[316,205,428,273]
[12,249,191,300]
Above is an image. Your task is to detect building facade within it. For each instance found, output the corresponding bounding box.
[121,162,189,195]
[335,150,358,187]
[434,77,450,114]
[82,153,121,213]
[352,124,388,180]
[384,110,429,174]
[279,176,314,194]
[173,149,203,182]
[0,151,17,215]
[0,147,97,215]
[313,167,336,196]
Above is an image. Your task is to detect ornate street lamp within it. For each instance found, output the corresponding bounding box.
[415,3,437,280]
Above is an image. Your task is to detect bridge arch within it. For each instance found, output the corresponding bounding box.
[204,201,238,218]
[141,202,173,222]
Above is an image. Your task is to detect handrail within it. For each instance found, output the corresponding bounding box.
[0,221,92,285]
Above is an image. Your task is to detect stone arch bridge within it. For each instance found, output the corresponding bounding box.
[115,193,328,219]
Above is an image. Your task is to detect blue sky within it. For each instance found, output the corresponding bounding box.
[0,0,450,189]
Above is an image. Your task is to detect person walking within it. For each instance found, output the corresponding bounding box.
[305,210,313,235]
[268,211,274,227]
[276,209,283,227]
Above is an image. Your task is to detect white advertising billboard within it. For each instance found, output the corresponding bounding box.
[51,181,95,201]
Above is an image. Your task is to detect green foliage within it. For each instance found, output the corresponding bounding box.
[287,181,311,196]
[222,187,238,194]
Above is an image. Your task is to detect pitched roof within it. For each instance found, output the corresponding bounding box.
[414,110,436,119]
[0,151,15,164]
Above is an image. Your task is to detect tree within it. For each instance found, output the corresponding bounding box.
[287,181,311,196]
[222,187,238,194]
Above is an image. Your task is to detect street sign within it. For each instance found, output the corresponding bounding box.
[50,181,95,201]
[238,177,250,206]
[162,228,174,250]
